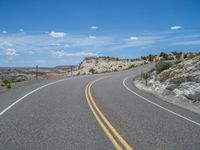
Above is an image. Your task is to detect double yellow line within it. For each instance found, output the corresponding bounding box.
[85,77,133,150]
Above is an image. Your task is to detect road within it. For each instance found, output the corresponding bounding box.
[0,64,200,150]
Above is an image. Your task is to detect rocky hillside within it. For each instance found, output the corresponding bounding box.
[77,56,146,75]
[135,56,200,113]
[158,56,200,101]
[136,56,200,107]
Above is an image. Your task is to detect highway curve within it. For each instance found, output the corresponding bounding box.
[0,63,200,150]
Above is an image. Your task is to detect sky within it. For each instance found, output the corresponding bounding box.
[0,0,200,67]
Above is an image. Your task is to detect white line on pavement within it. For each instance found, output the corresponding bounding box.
[122,76,200,127]
[0,76,82,117]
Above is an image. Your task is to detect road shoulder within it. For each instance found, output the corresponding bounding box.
[134,76,200,115]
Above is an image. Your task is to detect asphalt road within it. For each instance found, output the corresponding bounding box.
[0,64,200,150]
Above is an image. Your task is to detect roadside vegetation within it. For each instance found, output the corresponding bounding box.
[155,61,173,73]
[1,79,12,88]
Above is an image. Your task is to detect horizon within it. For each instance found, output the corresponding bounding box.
[0,0,200,67]
[0,51,199,68]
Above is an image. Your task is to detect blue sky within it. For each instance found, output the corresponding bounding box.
[0,0,200,67]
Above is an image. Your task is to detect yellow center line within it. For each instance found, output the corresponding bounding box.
[85,81,123,150]
[85,77,133,150]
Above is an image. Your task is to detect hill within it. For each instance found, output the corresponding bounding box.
[76,56,146,75]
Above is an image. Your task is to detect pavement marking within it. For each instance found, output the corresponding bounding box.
[123,76,200,127]
[0,76,81,117]
[85,77,133,150]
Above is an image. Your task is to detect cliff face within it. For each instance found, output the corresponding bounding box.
[77,57,146,75]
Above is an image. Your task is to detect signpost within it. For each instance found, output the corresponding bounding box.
[36,65,38,80]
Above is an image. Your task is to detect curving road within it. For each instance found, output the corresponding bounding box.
[0,64,200,150]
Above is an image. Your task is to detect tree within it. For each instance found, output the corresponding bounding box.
[172,51,182,59]
[159,52,169,60]
[147,54,155,62]
[183,53,188,59]
[141,56,147,60]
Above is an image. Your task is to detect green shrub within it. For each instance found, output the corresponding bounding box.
[2,79,12,88]
[174,60,182,64]
[7,84,11,88]
[172,51,182,59]
[188,52,195,58]
[89,68,95,74]
[159,52,169,60]
[155,61,173,73]
[183,54,188,59]
[147,54,156,62]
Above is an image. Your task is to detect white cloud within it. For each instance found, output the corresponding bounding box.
[1,30,200,66]
[19,29,24,32]
[89,35,96,39]
[2,30,7,34]
[50,50,99,58]
[49,31,67,38]
[129,36,138,40]
[117,36,163,49]
[90,26,98,30]
[6,48,17,56]
[171,26,182,30]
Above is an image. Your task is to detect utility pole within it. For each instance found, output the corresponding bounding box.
[70,65,73,76]
[36,65,38,80]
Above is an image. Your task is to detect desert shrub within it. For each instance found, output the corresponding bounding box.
[128,64,135,69]
[89,68,95,74]
[155,61,173,73]
[188,52,195,58]
[141,56,147,60]
[167,54,174,60]
[172,51,182,59]
[183,54,188,59]
[113,69,118,72]
[2,79,12,88]
[147,54,155,62]
[174,60,182,64]
[159,52,169,60]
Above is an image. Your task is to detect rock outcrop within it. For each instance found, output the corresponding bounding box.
[77,56,146,75]
[137,56,200,102]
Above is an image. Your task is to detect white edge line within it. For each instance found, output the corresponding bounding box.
[0,76,81,117]
[122,76,200,127]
